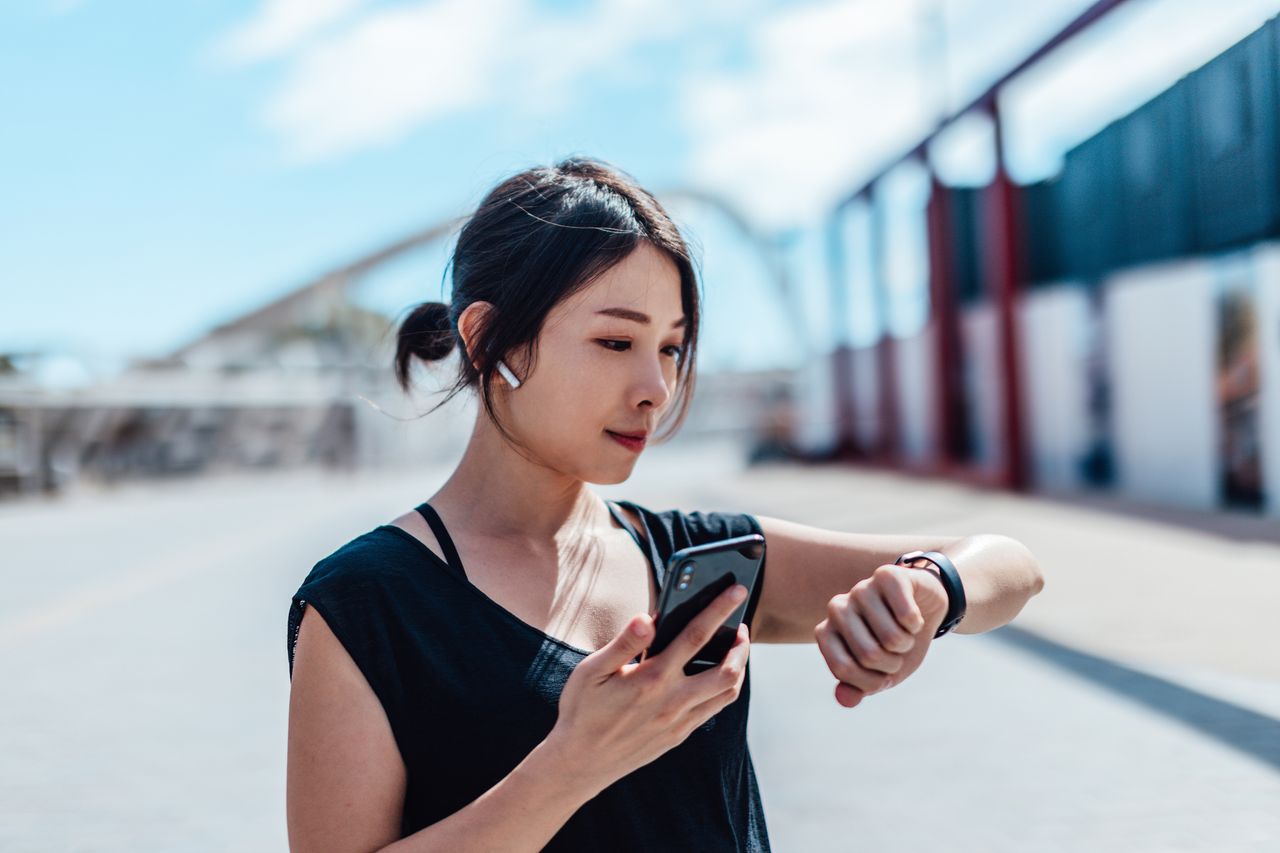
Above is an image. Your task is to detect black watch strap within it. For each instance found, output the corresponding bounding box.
[895,550,967,638]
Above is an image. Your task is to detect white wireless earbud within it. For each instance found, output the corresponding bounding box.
[496,360,522,389]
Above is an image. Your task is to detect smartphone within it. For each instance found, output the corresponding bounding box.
[645,533,766,675]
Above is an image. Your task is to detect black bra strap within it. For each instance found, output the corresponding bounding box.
[415,500,658,587]
[607,500,665,588]
[414,502,467,580]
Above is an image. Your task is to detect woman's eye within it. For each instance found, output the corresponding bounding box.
[597,339,684,361]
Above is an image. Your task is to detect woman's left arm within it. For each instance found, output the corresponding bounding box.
[749,516,1046,706]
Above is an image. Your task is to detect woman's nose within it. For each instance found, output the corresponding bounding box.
[634,356,673,409]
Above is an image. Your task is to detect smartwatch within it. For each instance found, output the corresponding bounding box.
[894,550,967,638]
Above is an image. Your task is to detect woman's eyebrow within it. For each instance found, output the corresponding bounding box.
[594,307,687,328]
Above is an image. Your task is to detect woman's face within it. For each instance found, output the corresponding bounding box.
[502,241,687,484]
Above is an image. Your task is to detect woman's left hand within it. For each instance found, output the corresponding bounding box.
[813,563,950,708]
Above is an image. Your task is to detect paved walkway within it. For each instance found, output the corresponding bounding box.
[0,437,1276,851]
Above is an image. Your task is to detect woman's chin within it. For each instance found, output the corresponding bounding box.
[591,459,638,485]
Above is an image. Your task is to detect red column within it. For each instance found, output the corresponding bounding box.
[869,184,900,462]
[926,176,963,469]
[985,97,1029,492]
[826,208,859,458]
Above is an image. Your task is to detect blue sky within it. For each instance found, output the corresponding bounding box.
[3,0,1278,383]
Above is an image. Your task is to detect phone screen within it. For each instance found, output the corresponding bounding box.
[646,533,765,675]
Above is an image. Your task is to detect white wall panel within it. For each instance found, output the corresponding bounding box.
[851,345,881,452]
[1018,285,1092,490]
[1249,242,1280,518]
[892,325,937,464]
[1104,260,1218,510]
[792,350,837,455]
[959,303,1003,471]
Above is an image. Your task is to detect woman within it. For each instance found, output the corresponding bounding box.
[285,157,1045,852]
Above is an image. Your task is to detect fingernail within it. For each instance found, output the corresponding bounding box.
[730,584,747,602]
[631,619,649,636]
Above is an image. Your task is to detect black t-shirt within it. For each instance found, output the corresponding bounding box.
[287,499,772,851]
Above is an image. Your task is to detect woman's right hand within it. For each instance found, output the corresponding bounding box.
[546,583,752,793]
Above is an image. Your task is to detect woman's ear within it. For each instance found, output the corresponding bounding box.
[458,300,531,387]
[456,301,494,372]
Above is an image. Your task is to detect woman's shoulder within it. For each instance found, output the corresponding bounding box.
[619,500,764,551]
[297,522,431,596]
[287,522,449,673]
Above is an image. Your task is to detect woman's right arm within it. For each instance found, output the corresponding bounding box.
[287,606,603,853]
[288,585,751,851]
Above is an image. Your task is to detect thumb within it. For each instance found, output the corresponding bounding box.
[906,566,949,628]
[585,613,652,676]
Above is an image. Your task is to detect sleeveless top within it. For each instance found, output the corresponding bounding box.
[286,499,772,851]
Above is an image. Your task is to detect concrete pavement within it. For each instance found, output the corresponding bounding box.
[0,437,1275,851]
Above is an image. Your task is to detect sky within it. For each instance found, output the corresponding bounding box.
[3,0,1278,385]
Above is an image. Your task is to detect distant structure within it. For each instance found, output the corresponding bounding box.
[813,3,1280,517]
[1,197,802,498]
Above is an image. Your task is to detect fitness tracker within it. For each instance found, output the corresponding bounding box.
[894,550,967,638]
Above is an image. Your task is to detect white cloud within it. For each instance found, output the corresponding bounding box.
[211,0,372,65]
[215,0,702,165]
[518,0,684,100]
[212,0,1279,226]
[262,0,518,162]
[680,0,932,229]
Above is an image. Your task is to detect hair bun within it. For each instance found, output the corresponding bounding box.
[394,301,456,390]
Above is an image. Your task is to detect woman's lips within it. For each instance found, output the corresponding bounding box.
[605,430,646,452]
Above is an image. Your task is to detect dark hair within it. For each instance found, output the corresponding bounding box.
[393,156,701,448]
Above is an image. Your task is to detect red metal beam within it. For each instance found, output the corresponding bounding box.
[835,0,1133,211]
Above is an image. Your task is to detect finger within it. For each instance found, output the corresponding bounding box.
[820,625,893,693]
[876,567,925,634]
[834,682,867,708]
[660,583,748,674]
[682,621,750,700]
[721,621,751,671]
[684,682,740,725]
[583,613,653,680]
[833,608,904,675]
[816,621,894,694]
[683,625,750,717]
[857,586,915,654]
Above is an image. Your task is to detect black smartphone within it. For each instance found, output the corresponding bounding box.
[645,533,766,675]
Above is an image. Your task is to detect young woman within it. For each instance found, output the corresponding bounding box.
[285,157,1045,852]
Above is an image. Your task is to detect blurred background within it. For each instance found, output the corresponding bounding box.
[3,0,1279,850]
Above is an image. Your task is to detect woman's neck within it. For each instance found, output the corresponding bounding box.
[429,416,613,547]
